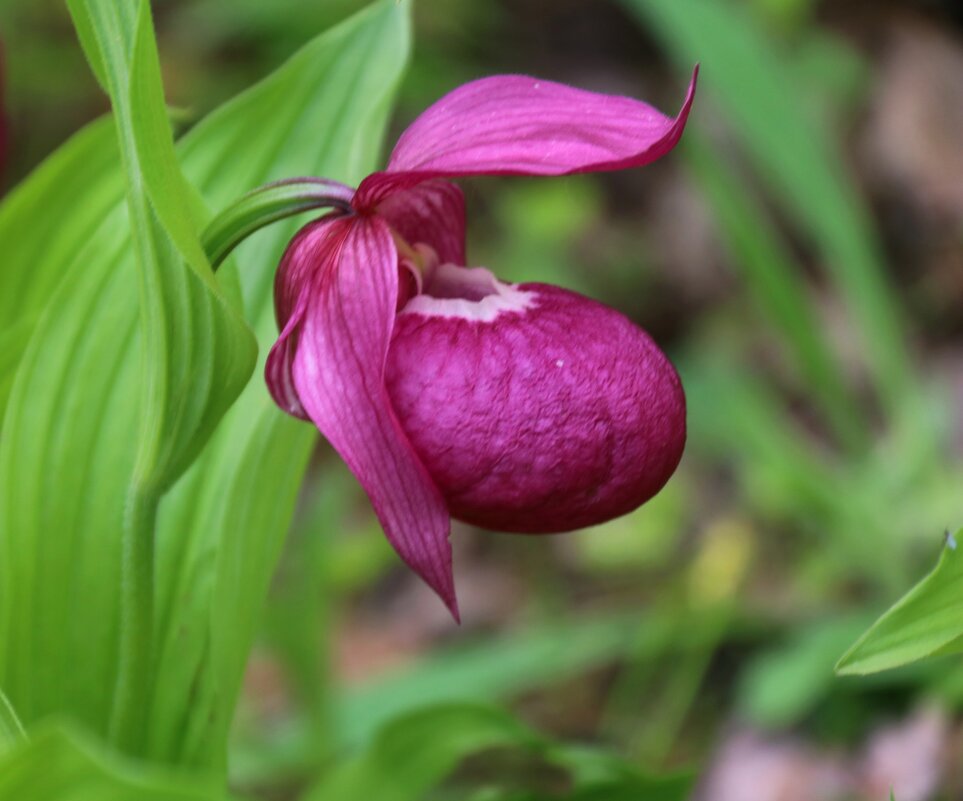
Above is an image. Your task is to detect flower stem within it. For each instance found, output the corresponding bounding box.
[109,486,158,754]
[202,178,355,270]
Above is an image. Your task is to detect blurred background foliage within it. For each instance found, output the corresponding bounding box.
[2,0,963,799]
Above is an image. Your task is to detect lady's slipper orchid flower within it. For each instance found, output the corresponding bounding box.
[267,69,698,619]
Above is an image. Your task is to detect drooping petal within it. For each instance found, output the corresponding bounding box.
[285,214,458,617]
[375,179,467,265]
[273,212,345,329]
[355,66,697,207]
[265,292,310,420]
[267,214,347,420]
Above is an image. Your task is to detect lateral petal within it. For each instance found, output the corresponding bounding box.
[267,214,347,421]
[355,66,697,206]
[288,215,458,617]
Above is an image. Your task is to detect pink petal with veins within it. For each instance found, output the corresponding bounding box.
[280,215,458,617]
[355,67,697,207]
[265,291,310,420]
[267,214,347,420]
[385,282,686,532]
[375,179,467,265]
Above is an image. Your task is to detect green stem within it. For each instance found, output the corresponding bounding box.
[202,178,355,270]
[103,177,352,753]
[109,487,158,754]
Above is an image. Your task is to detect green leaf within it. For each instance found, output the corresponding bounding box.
[302,703,691,801]
[738,613,874,727]
[0,688,26,752]
[0,116,122,419]
[0,0,409,771]
[837,532,963,675]
[147,0,409,770]
[0,725,237,801]
[303,704,543,801]
[66,0,259,751]
[66,0,256,496]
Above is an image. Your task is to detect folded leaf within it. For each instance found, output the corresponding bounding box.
[0,0,409,771]
[67,0,257,494]
[65,0,260,752]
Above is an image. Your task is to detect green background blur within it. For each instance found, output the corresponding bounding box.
[3,1,963,798]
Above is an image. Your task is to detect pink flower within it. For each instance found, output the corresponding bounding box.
[268,69,698,619]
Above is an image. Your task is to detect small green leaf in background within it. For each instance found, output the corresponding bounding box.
[304,704,543,801]
[738,613,874,728]
[0,725,237,801]
[303,703,691,801]
[837,530,963,675]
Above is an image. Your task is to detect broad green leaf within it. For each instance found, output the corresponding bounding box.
[66,0,258,751]
[624,0,912,414]
[0,725,236,801]
[0,116,122,417]
[66,0,256,495]
[148,0,409,770]
[0,687,26,752]
[0,0,409,771]
[837,532,963,675]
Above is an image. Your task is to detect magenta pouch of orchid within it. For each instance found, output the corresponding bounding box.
[262,69,697,617]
